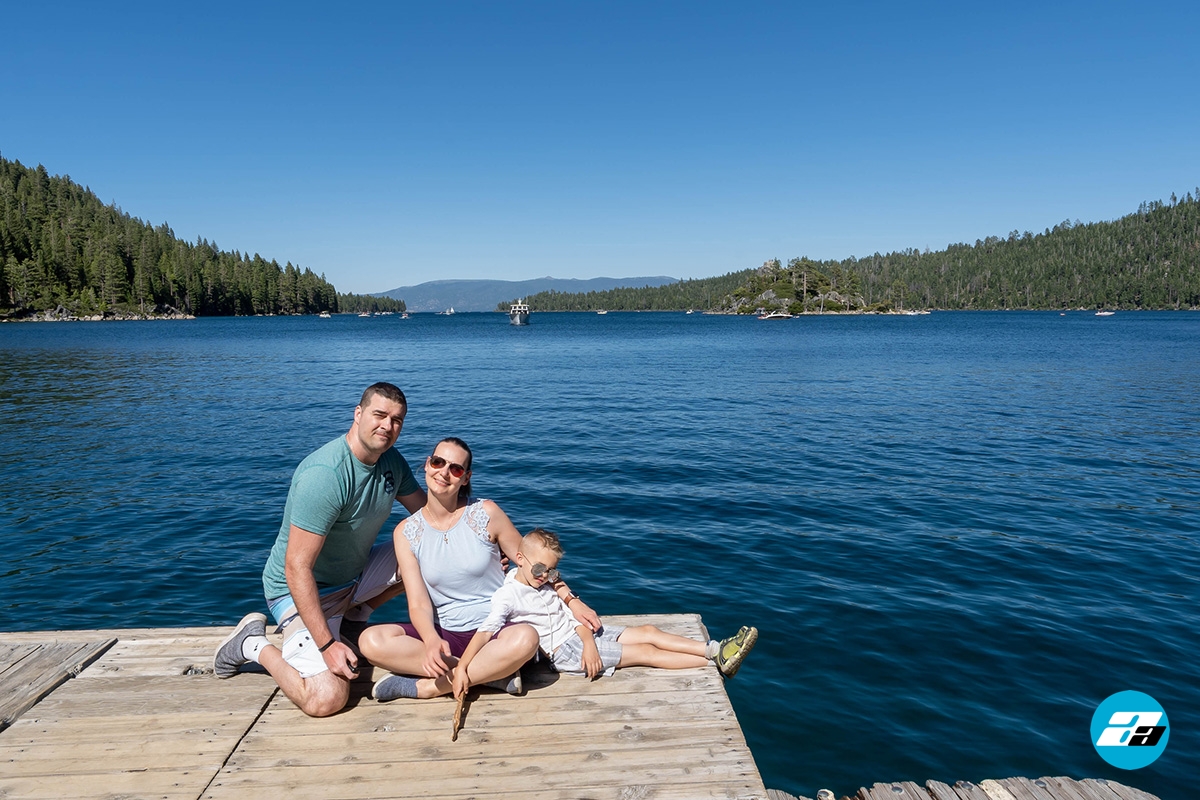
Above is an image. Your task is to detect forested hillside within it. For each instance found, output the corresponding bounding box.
[846,193,1200,310]
[502,270,753,312]
[735,193,1200,313]
[510,192,1200,313]
[0,156,396,318]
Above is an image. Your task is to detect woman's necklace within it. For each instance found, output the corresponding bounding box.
[426,504,465,544]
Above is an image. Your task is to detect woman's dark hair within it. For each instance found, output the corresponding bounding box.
[436,436,473,500]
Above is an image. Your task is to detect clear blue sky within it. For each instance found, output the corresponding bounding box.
[4,1,1198,294]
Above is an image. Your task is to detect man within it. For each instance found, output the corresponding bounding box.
[213,382,426,717]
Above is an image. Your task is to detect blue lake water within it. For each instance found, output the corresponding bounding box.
[1,311,1196,798]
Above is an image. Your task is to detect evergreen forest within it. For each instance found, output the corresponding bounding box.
[0,156,401,318]
[500,271,753,312]
[833,191,1200,311]
[508,192,1200,313]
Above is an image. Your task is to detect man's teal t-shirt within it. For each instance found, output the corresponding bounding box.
[262,436,419,600]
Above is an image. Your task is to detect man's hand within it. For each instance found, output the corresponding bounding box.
[322,640,359,681]
[423,639,452,677]
[569,599,602,632]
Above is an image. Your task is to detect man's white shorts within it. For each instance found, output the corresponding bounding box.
[266,541,401,679]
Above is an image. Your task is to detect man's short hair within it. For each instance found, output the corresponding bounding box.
[524,527,564,555]
[360,382,407,408]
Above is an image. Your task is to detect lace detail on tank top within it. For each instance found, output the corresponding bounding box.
[464,500,492,543]
[403,514,426,547]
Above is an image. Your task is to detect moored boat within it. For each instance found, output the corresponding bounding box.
[757,310,793,320]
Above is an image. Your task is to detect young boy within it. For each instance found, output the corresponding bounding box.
[452,528,757,697]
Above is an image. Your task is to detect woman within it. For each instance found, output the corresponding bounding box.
[359,437,598,700]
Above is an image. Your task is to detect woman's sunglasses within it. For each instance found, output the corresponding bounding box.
[428,454,468,478]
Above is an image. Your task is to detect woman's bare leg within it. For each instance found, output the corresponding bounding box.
[358,623,433,676]
[362,622,538,699]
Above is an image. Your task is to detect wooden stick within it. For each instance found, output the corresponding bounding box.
[451,693,466,741]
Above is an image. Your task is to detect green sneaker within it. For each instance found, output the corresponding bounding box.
[714,626,758,678]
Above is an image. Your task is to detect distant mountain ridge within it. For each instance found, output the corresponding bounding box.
[376,276,680,312]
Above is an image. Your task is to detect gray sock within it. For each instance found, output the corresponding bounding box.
[373,675,420,702]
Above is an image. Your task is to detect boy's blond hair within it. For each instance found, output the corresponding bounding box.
[522,527,563,556]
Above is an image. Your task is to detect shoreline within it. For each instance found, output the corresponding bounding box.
[5,307,1198,322]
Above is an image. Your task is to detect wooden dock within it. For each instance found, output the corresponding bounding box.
[1,615,1161,800]
[1,614,765,800]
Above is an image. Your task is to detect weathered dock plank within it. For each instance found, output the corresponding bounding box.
[935,779,993,800]
[0,626,277,800]
[0,638,116,731]
[844,778,1158,800]
[861,781,936,800]
[1079,779,1158,800]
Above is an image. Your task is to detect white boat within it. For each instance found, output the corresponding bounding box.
[358,312,371,318]
[440,307,456,316]
[509,299,530,326]
[318,311,331,319]
[401,313,410,319]
[757,311,793,320]
[1096,310,1115,316]
[596,310,608,315]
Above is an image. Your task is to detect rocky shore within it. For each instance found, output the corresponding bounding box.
[2,304,195,322]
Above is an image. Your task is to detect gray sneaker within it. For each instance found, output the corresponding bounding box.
[483,671,523,695]
[213,612,267,678]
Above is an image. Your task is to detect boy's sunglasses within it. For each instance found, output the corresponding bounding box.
[428,454,468,478]
[530,563,560,583]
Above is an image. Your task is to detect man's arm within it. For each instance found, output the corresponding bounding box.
[283,525,358,680]
[396,488,426,514]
